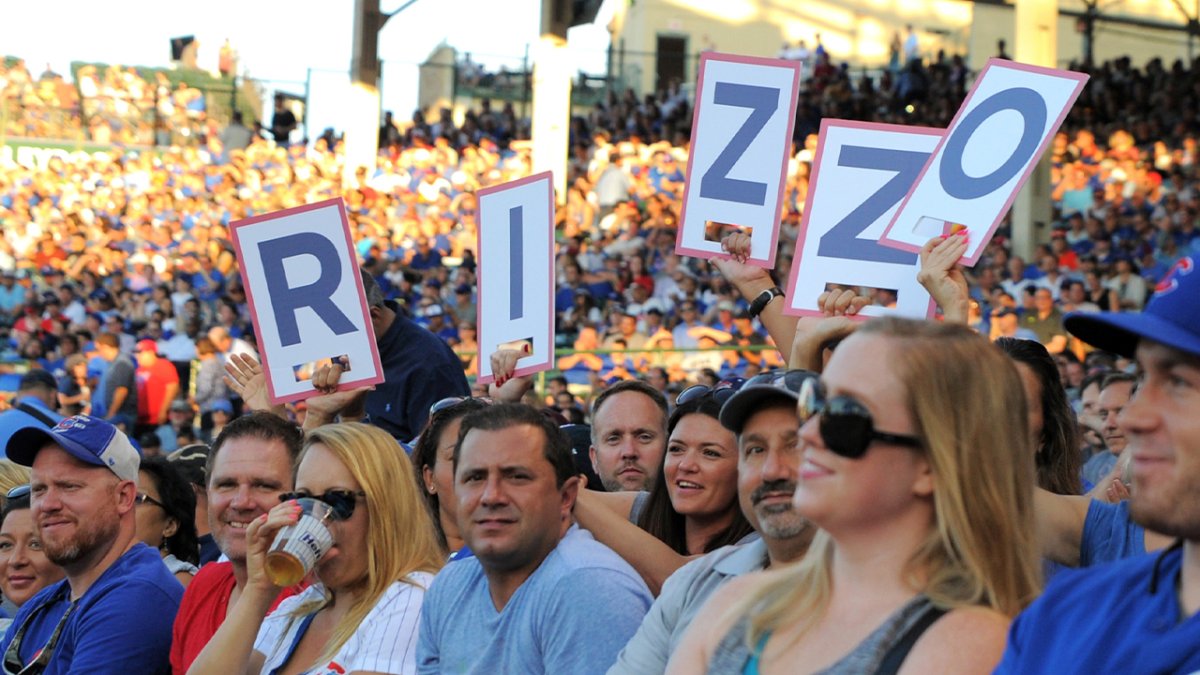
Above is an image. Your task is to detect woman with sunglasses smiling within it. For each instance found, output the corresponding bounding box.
[135,457,200,587]
[0,485,64,634]
[575,382,755,594]
[188,423,444,675]
[669,318,1040,673]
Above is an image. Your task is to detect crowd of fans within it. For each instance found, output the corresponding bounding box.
[1,57,216,145]
[0,49,1196,672]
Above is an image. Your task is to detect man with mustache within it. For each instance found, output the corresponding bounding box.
[608,372,815,674]
[1,415,182,674]
[589,381,668,493]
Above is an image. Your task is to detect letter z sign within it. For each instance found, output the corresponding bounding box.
[231,198,384,404]
[676,53,801,267]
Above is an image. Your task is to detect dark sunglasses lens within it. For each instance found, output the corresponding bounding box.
[822,398,873,459]
[797,379,820,423]
[325,491,356,520]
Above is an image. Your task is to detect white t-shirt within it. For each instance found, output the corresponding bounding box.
[254,573,434,675]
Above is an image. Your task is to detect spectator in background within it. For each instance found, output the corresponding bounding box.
[589,380,669,492]
[359,269,469,442]
[93,332,138,426]
[1080,373,1136,486]
[0,370,65,456]
[268,93,296,145]
[57,354,91,417]
[134,457,199,587]
[135,339,180,435]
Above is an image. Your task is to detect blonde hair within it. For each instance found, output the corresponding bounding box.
[290,423,444,666]
[742,318,1040,646]
[0,460,31,505]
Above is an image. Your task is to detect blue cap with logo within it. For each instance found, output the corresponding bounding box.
[7,414,141,482]
[1065,256,1200,358]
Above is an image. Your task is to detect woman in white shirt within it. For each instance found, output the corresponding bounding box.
[189,423,444,675]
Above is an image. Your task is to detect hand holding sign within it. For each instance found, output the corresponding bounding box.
[231,198,384,404]
[676,53,801,266]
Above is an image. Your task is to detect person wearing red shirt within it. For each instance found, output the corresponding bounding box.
[169,413,306,674]
[136,339,180,433]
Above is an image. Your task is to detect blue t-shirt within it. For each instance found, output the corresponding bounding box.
[416,525,651,674]
[1,543,182,675]
[1080,499,1145,567]
[996,543,1199,674]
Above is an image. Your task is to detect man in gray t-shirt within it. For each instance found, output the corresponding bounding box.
[94,332,138,425]
[417,404,651,674]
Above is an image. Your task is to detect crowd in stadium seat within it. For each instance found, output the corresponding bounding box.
[0,47,1198,674]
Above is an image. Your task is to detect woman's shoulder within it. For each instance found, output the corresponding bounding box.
[900,605,1009,674]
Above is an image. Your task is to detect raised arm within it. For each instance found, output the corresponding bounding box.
[573,488,695,596]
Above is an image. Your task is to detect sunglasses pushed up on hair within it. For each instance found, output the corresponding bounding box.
[797,378,923,459]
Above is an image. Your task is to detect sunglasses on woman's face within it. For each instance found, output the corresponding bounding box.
[797,379,923,459]
[279,489,367,521]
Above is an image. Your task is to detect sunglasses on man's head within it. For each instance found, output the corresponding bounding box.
[676,377,746,406]
[279,489,367,521]
[797,378,923,459]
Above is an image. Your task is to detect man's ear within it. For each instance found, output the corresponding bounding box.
[560,475,581,515]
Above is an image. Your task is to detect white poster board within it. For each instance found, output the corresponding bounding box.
[676,52,801,267]
[880,58,1088,265]
[231,198,383,404]
[785,120,942,319]
[476,172,555,384]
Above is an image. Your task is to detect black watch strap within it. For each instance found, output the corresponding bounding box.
[748,287,784,318]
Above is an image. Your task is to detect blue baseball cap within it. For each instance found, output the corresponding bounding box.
[1065,256,1200,358]
[8,414,141,482]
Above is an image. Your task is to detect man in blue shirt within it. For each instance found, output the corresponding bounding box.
[997,255,1200,673]
[2,414,181,674]
[0,369,64,457]
[417,404,651,674]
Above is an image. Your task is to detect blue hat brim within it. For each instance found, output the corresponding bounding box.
[8,425,107,471]
[1064,311,1200,359]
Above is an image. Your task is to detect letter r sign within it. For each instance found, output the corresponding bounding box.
[231,198,384,404]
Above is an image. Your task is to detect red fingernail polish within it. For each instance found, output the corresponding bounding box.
[956,228,969,237]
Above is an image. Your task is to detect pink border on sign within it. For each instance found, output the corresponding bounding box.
[783,119,943,321]
[474,171,556,385]
[230,197,384,405]
[878,58,1089,265]
[675,51,803,269]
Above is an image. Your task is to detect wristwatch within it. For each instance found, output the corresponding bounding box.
[748,286,784,318]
